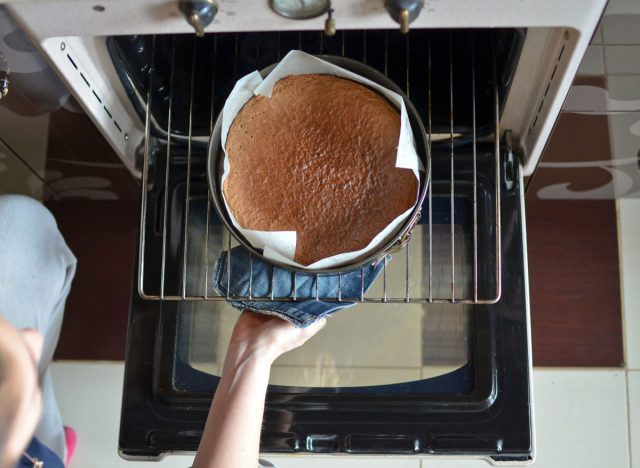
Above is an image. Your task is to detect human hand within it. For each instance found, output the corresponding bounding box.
[228,310,326,365]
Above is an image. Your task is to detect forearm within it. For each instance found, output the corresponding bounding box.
[193,344,273,468]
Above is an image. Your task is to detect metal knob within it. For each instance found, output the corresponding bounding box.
[178,0,218,37]
[0,74,8,100]
[324,7,336,36]
[0,49,8,100]
[384,0,424,34]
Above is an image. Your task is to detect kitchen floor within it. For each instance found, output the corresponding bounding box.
[50,363,633,468]
[48,199,640,468]
[2,0,640,466]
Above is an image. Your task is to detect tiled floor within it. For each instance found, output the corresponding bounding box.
[593,9,640,468]
[550,13,640,468]
[417,372,632,468]
[619,199,640,371]
[51,362,633,468]
[33,1,640,468]
[51,362,193,468]
[619,198,640,468]
[629,371,640,468]
[599,21,640,468]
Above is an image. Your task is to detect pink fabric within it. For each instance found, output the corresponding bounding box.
[64,427,77,466]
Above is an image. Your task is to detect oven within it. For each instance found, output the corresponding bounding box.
[5,0,606,464]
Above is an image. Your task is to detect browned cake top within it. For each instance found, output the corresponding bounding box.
[224,74,418,266]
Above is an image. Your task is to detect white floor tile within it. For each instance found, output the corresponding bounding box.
[619,199,640,369]
[533,369,629,468]
[630,371,640,468]
[563,76,640,114]
[51,361,194,468]
[415,370,631,468]
[601,0,640,44]
[605,113,640,198]
[592,23,604,45]
[51,364,631,468]
[605,46,640,74]
[577,46,605,76]
[601,16,640,45]
[604,0,640,16]
[606,75,640,102]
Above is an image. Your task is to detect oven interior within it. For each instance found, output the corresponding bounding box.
[115,28,533,462]
[110,29,523,144]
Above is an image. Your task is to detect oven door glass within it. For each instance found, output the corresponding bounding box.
[156,182,483,396]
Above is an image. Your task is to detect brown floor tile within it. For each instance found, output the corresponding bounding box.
[526,199,623,367]
[47,201,138,360]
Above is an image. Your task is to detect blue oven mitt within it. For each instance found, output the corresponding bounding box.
[213,246,388,327]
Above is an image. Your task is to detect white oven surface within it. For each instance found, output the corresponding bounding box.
[6,0,606,180]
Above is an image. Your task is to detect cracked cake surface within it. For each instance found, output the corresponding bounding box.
[224,74,418,266]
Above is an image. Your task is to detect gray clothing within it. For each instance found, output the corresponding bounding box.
[0,194,77,463]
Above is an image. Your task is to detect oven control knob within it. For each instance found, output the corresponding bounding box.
[178,0,218,37]
[0,73,8,100]
[324,7,336,36]
[0,50,8,100]
[384,0,424,33]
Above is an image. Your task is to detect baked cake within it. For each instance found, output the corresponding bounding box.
[224,74,418,266]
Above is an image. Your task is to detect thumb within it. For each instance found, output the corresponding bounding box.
[303,317,327,336]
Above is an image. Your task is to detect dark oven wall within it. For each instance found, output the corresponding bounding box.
[108,28,525,145]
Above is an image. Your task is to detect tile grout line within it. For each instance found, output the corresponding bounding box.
[603,42,610,75]
[619,196,637,468]
[625,369,634,468]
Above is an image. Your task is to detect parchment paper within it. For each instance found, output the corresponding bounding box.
[220,50,420,270]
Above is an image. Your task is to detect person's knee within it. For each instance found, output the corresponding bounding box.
[0,194,74,267]
[0,195,76,326]
[0,194,57,235]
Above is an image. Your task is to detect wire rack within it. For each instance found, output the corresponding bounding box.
[134,30,503,304]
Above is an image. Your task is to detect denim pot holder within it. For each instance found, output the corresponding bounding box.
[213,246,388,327]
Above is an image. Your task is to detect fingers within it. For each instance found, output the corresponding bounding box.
[231,312,328,360]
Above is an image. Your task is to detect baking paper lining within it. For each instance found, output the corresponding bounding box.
[220,50,421,270]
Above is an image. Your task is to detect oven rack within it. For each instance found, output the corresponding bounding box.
[135,30,502,304]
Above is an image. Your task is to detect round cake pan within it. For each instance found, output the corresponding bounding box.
[207,55,430,274]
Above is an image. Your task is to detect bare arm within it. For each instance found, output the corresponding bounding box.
[193,311,326,468]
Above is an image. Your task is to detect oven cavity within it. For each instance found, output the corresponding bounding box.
[107,28,524,304]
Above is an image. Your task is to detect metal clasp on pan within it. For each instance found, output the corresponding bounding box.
[374,209,422,267]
